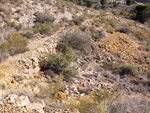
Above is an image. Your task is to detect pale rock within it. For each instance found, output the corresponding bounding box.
[17,96,30,107]
[9,94,18,103]
[26,100,45,113]
[99,30,108,38]
[0,101,3,105]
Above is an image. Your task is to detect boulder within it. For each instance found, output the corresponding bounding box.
[99,30,108,38]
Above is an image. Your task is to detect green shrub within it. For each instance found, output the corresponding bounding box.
[23,30,34,39]
[39,47,77,79]
[36,75,65,98]
[101,0,107,6]
[40,53,69,74]
[102,62,112,70]
[107,18,117,28]
[120,11,126,16]
[15,23,23,31]
[120,65,137,77]
[63,67,78,80]
[58,29,91,53]
[72,19,82,26]
[63,46,77,62]
[68,100,98,113]
[116,27,131,34]
[0,33,28,55]
[130,13,136,20]
[126,0,135,5]
[93,89,114,103]
[133,4,150,23]
[7,22,23,31]
[107,27,114,33]
[39,24,50,34]
[113,2,119,8]
[34,11,55,23]
[111,10,117,15]
[102,62,137,76]
[131,30,147,41]
[69,0,93,8]
[34,23,50,34]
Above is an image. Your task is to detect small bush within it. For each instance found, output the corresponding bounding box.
[34,23,50,34]
[90,28,102,41]
[102,62,121,74]
[102,62,113,70]
[0,33,28,55]
[113,2,119,8]
[23,30,34,39]
[93,89,114,103]
[72,19,82,26]
[63,46,77,62]
[34,11,55,23]
[107,27,114,33]
[7,22,23,31]
[15,23,23,31]
[36,75,65,98]
[111,10,117,15]
[120,11,126,16]
[102,62,137,76]
[117,27,131,34]
[63,67,78,80]
[133,4,150,23]
[39,47,77,79]
[68,100,98,113]
[126,0,135,5]
[131,30,147,41]
[40,53,69,74]
[107,18,117,28]
[120,65,137,77]
[69,0,93,8]
[58,29,91,53]
[71,16,85,26]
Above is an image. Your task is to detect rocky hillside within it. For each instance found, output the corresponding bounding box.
[0,0,150,113]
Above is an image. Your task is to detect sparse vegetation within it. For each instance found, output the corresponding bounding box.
[120,65,137,77]
[120,11,127,16]
[102,62,137,77]
[0,0,23,4]
[126,0,135,5]
[0,0,149,112]
[0,33,28,56]
[58,29,91,54]
[33,11,56,34]
[39,53,69,74]
[34,23,51,34]
[36,75,65,98]
[39,46,77,79]
[34,11,55,24]
[69,0,93,8]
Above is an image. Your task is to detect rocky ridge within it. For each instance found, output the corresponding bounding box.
[0,0,149,113]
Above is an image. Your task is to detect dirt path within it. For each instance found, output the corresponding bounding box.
[0,27,65,78]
